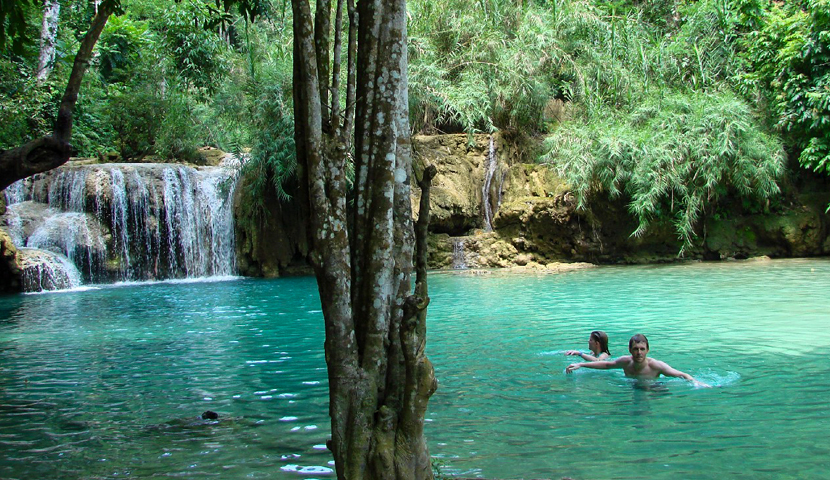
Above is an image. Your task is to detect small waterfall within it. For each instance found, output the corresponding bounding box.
[18,248,83,291]
[451,237,468,269]
[482,136,499,232]
[2,163,239,290]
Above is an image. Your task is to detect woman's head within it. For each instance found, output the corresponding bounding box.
[589,331,610,355]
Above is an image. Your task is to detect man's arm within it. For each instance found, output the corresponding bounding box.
[655,361,711,387]
[566,357,625,373]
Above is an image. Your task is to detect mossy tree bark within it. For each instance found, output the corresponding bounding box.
[0,3,113,192]
[291,0,437,478]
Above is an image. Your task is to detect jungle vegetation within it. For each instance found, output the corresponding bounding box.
[1,0,828,245]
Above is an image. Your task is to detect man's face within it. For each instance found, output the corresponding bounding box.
[629,342,648,363]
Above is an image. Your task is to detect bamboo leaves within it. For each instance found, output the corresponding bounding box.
[543,92,785,254]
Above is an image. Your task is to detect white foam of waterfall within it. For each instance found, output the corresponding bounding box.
[3,205,24,245]
[26,211,106,281]
[3,180,27,205]
[161,165,237,278]
[46,168,89,212]
[19,248,83,291]
[110,169,132,279]
[482,136,498,232]
[3,163,240,289]
[452,238,468,269]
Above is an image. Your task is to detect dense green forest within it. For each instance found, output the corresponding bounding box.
[2,0,828,244]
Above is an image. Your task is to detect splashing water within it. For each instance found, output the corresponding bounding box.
[2,163,239,289]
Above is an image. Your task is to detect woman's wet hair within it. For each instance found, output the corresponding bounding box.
[628,333,649,350]
[590,330,610,355]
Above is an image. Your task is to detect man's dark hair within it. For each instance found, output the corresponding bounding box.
[628,334,649,350]
[201,410,219,420]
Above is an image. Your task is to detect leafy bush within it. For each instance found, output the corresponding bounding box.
[97,15,150,84]
[106,82,166,160]
[151,1,230,94]
[737,0,830,174]
[155,87,204,163]
[542,91,785,253]
[245,59,296,205]
[0,57,56,149]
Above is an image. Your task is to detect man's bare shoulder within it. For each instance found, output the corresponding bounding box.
[613,355,634,365]
[647,358,671,371]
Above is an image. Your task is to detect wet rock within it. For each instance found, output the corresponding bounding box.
[17,248,82,292]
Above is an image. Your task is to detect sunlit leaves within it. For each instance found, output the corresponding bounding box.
[542,92,785,254]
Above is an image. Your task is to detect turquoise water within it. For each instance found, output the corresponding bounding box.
[1,259,829,479]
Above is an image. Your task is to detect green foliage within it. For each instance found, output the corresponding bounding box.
[409,0,562,135]
[69,73,116,157]
[97,16,150,84]
[151,1,230,94]
[155,87,204,162]
[106,82,166,160]
[0,56,56,148]
[736,0,830,173]
[542,92,785,253]
[245,59,296,207]
[1,0,44,54]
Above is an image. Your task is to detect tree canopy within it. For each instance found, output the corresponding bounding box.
[1,0,827,242]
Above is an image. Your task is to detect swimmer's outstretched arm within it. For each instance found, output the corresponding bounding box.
[565,357,624,373]
[564,350,608,361]
[654,361,711,388]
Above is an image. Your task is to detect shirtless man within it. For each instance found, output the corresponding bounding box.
[566,334,710,388]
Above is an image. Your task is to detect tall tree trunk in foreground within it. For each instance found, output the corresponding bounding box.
[36,0,61,84]
[292,0,438,478]
[0,3,112,191]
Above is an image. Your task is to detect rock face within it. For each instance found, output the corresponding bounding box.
[416,135,830,269]
[0,227,22,292]
[233,175,310,278]
[17,248,82,291]
[412,134,509,235]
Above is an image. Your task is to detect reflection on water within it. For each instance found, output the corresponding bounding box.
[1,259,830,479]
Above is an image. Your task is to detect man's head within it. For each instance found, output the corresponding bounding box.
[628,334,649,362]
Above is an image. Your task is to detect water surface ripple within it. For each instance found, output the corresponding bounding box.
[1,259,829,479]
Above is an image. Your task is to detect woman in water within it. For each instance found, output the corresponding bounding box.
[565,330,610,361]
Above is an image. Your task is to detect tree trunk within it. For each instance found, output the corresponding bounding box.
[36,0,61,84]
[291,0,437,478]
[0,3,112,192]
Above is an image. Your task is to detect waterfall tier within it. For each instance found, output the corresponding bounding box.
[18,248,82,291]
[2,163,239,290]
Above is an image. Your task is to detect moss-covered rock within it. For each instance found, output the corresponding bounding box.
[0,228,22,293]
[233,173,311,278]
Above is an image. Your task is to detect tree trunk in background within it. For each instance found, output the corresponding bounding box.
[36,0,60,84]
[291,0,437,478]
[0,3,112,191]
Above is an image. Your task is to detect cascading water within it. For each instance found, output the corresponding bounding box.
[2,162,239,290]
[451,237,468,269]
[482,136,499,232]
[17,248,82,291]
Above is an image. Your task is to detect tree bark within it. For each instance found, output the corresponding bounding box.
[36,0,61,84]
[292,0,437,478]
[0,3,112,192]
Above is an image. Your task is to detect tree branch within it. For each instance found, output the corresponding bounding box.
[54,4,113,143]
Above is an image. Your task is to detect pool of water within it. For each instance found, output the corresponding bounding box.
[1,259,829,479]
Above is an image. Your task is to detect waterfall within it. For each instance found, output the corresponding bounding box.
[482,136,499,232]
[2,163,239,290]
[18,248,83,292]
[451,237,468,269]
